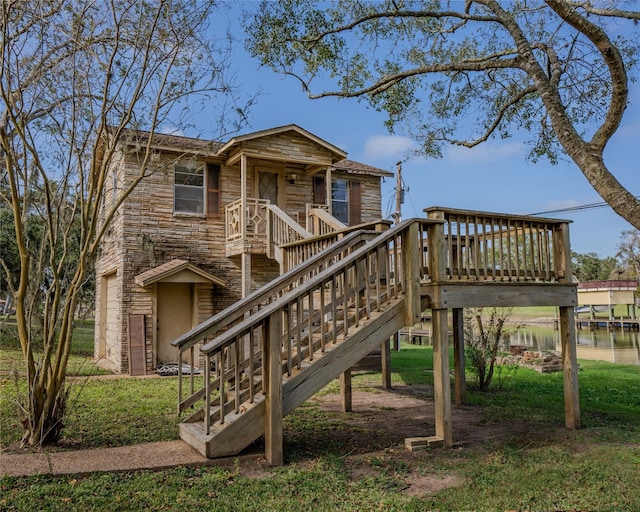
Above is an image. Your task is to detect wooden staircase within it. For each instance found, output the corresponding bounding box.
[173,219,426,460]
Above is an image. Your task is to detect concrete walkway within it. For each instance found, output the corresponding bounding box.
[0,441,262,478]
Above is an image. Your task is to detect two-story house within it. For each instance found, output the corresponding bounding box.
[94,124,393,375]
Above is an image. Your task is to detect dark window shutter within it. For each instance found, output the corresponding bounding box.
[128,314,146,376]
[207,163,221,217]
[313,176,326,205]
[349,181,361,225]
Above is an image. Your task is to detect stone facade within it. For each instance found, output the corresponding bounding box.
[94,125,392,374]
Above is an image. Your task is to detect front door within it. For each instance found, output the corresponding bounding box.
[258,171,279,205]
[157,282,193,364]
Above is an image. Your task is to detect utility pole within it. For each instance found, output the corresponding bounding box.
[393,161,403,224]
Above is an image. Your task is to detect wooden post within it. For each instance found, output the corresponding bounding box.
[393,331,400,351]
[340,369,352,412]
[325,166,332,216]
[432,308,452,446]
[560,305,580,429]
[427,209,452,445]
[554,222,580,430]
[452,308,466,405]
[265,311,283,466]
[401,221,421,326]
[240,154,251,298]
[381,338,392,389]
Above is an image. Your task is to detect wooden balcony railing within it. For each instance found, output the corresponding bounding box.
[225,198,270,242]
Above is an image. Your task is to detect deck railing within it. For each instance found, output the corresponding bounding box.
[425,207,569,282]
[177,210,571,439]
[266,204,312,261]
[280,220,392,272]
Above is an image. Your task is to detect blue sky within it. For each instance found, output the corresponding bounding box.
[196,5,640,259]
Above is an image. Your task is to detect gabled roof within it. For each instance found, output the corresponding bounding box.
[331,159,394,178]
[134,259,227,288]
[114,128,223,156]
[216,124,347,161]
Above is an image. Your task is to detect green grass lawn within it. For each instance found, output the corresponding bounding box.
[0,318,107,377]
[1,343,639,511]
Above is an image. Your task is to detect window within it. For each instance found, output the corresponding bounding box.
[317,177,362,225]
[174,161,205,214]
[332,179,349,224]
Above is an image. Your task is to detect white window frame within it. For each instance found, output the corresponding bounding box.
[331,178,349,224]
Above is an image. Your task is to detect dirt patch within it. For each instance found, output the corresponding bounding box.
[280,382,570,464]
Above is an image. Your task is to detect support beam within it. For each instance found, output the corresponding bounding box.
[560,306,580,429]
[432,308,452,446]
[340,369,352,412]
[452,308,466,406]
[265,312,283,466]
[554,222,580,430]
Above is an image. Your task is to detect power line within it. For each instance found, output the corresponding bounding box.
[529,196,640,216]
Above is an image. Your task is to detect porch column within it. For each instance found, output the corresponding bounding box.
[381,338,392,389]
[340,369,352,412]
[240,154,251,297]
[325,166,332,215]
[426,210,452,446]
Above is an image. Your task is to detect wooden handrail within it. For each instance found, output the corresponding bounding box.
[307,207,347,235]
[279,220,392,272]
[424,206,571,225]
[280,220,392,250]
[268,204,312,241]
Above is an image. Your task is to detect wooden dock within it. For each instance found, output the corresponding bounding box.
[576,318,640,331]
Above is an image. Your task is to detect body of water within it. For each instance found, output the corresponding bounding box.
[402,321,640,364]
[510,324,640,365]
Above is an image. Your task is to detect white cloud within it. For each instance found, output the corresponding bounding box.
[446,141,526,165]
[363,134,416,161]
[157,124,185,136]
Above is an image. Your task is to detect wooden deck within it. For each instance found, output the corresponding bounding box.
[172,208,580,465]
